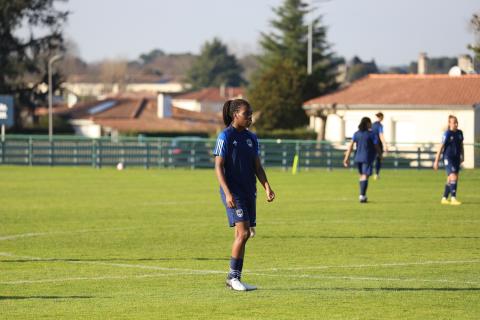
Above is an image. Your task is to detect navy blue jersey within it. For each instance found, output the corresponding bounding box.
[353,130,378,163]
[213,126,259,199]
[442,130,463,160]
[371,121,384,146]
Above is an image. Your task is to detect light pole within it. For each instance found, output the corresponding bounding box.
[48,54,63,142]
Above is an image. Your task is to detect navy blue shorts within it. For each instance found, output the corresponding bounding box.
[444,158,461,175]
[356,162,373,176]
[220,189,256,227]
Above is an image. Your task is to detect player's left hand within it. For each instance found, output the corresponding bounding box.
[266,187,275,202]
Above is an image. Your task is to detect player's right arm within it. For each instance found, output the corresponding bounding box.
[343,140,355,167]
[213,133,235,208]
[433,132,447,170]
[215,156,235,208]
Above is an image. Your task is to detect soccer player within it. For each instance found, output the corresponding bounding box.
[213,98,275,291]
[371,112,387,180]
[343,117,381,203]
[433,115,464,205]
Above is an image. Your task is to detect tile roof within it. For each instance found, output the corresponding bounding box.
[39,94,223,134]
[174,87,245,102]
[305,74,480,107]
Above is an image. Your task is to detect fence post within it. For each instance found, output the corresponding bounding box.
[157,138,162,168]
[91,139,96,168]
[282,146,287,171]
[28,137,33,166]
[417,147,421,170]
[190,148,196,170]
[97,140,102,168]
[327,143,332,171]
[49,139,54,166]
[394,146,399,169]
[145,141,150,169]
[74,141,78,165]
[1,138,4,164]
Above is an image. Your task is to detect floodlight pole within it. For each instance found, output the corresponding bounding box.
[48,54,63,142]
[308,21,313,75]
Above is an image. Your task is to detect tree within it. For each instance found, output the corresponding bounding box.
[249,0,340,130]
[469,12,480,65]
[346,56,379,83]
[187,38,244,89]
[139,49,165,65]
[249,59,306,130]
[0,0,69,128]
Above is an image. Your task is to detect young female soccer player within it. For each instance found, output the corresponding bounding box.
[433,115,464,205]
[343,117,381,203]
[213,98,275,291]
[371,112,387,180]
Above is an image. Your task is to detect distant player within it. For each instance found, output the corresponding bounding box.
[213,98,275,291]
[343,117,381,203]
[371,112,387,180]
[433,115,464,205]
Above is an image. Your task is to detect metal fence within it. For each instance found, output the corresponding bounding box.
[0,135,478,169]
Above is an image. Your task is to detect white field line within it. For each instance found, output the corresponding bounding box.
[251,260,480,272]
[1,252,479,286]
[1,271,478,286]
[0,227,138,241]
[0,252,224,274]
[0,272,214,285]
[69,260,224,274]
[247,272,480,285]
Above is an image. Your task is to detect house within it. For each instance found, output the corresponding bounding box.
[172,86,245,113]
[303,74,480,168]
[63,74,188,98]
[37,93,223,138]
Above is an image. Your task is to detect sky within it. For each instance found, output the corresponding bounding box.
[60,0,479,66]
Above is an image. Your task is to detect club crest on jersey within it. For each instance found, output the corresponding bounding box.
[233,140,238,147]
[246,139,253,147]
[235,209,244,218]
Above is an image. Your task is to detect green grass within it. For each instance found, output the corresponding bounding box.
[0,166,479,319]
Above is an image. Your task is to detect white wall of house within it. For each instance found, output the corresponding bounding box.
[64,83,110,97]
[70,119,101,138]
[126,82,186,93]
[172,99,201,112]
[202,102,223,113]
[65,82,186,97]
[172,99,223,113]
[311,107,476,168]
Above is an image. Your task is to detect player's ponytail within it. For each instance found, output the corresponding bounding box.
[222,98,252,127]
[223,100,233,127]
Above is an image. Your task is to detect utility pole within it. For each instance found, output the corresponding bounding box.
[48,54,63,142]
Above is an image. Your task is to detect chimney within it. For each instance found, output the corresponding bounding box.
[418,52,428,75]
[458,55,474,73]
[157,93,172,118]
[220,83,226,98]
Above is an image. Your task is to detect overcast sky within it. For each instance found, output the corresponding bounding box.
[62,0,479,66]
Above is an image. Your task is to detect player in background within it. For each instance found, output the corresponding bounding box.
[213,98,275,291]
[343,117,381,203]
[371,112,387,180]
[433,115,464,205]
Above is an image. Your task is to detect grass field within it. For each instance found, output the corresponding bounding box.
[1,166,479,319]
